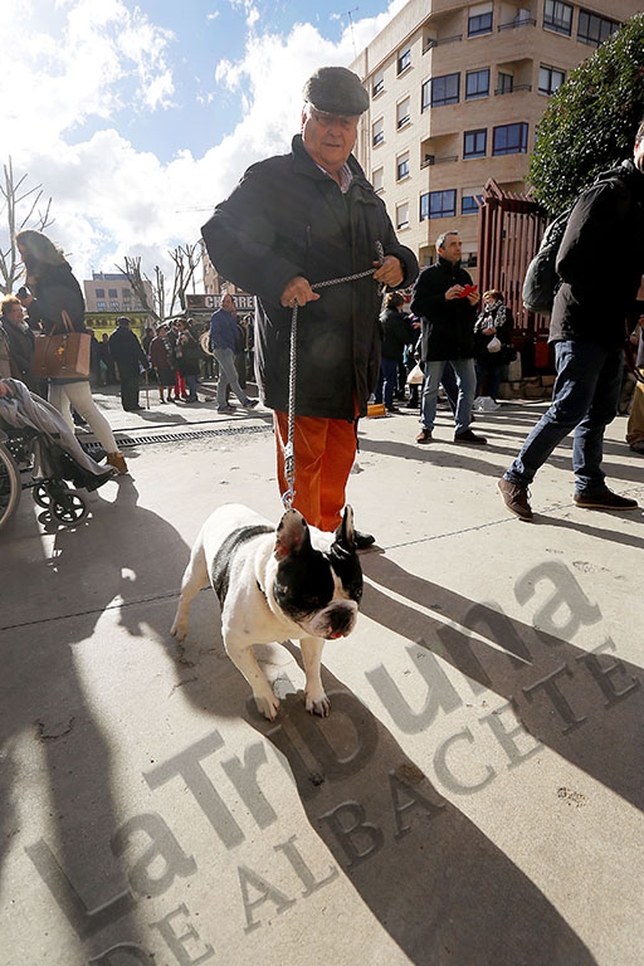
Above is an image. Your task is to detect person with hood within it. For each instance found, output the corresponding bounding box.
[201,66,418,544]
[15,230,128,474]
[498,121,644,520]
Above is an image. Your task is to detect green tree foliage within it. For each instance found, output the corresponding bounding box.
[530,13,644,214]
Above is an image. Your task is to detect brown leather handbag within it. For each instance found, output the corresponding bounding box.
[32,311,91,379]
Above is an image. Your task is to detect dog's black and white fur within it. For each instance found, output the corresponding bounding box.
[171,503,363,720]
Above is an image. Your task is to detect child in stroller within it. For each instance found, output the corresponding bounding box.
[0,378,116,528]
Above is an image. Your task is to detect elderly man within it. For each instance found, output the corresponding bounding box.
[498,120,644,520]
[202,66,418,544]
[108,316,148,412]
[410,231,486,446]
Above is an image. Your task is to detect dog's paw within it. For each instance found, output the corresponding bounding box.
[254,692,281,721]
[170,618,188,641]
[306,690,330,717]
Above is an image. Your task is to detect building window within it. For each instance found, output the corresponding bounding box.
[397,153,410,180]
[468,3,493,37]
[108,288,118,298]
[396,202,410,230]
[464,129,487,159]
[397,47,411,74]
[372,69,385,97]
[421,80,431,112]
[97,300,106,311]
[543,0,573,36]
[577,9,620,47]
[397,97,411,129]
[122,288,131,298]
[497,71,513,95]
[462,191,483,215]
[420,189,456,221]
[430,72,460,108]
[465,68,490,100]
[492,122,528,155]
[95,288,105,298]
[110,300,120,311]
[372,166,384,193]
[373,118,384,147]
[538,65,565,95]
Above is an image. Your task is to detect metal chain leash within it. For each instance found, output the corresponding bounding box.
[282,241,385,510]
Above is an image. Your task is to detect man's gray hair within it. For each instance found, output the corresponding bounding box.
[435,230,459,252]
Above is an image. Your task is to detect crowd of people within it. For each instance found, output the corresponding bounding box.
[1,66,642,528]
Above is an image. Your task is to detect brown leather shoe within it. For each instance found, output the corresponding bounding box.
[497,477,533,520]
[106,452,128,475]
[415,428,433,444]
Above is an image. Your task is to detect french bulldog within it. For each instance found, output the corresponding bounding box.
[171,503,363,720]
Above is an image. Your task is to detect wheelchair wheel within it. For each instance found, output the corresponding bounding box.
[52,491,88,525]
[33,482,53,508]
[0,443,21,530]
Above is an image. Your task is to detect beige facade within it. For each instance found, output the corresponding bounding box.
[83,272,153,314]
[350,0,636,274]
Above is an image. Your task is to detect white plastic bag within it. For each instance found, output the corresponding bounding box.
[407,363,424,385]
[487,336,502,353]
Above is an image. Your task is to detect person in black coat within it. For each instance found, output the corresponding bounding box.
[108,317,148,412]
[473,289,515,403]
[499,122,644,519]
[410,230,486,446]
[15,230,128,473]
[374,292,415,412]
[202,66,418,541]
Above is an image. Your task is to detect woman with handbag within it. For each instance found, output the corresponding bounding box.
[15,230,128,474]
[473,289,516,406]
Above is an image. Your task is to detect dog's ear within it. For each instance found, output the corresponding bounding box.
[274,508,312,559]
[332,504,356,553]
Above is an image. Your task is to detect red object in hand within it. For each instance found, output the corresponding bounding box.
[458,284,478,298]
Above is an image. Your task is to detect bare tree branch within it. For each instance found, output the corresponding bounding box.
[0,156,54,294]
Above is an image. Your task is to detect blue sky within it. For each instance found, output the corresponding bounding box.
[2,0,404,284]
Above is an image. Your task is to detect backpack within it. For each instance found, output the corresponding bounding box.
[522,207,571,315]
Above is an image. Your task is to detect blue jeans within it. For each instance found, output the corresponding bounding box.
[420,358,476,434]
[214,347,250,408]
[505,341,624,495]
[375,357,399,409]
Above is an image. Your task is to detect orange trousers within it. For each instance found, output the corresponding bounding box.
[273,410,357,531]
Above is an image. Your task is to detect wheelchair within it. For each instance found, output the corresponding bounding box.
[0,426,88,531]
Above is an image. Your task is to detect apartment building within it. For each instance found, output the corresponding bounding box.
[350,0,636,275]
[83,272,153,314]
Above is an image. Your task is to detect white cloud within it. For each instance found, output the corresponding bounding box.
[2,0,406,288]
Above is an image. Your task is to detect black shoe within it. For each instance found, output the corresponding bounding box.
[573,489,638,510]
[454,429,487,445]
[354,530,376,550]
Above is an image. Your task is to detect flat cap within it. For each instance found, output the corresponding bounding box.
[303,66,369,116]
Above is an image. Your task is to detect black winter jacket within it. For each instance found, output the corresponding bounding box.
[26,262,86,334]
[410,258,477,362]
[201,135,418,419]
[380,307,415,362]
[552,158,644,347]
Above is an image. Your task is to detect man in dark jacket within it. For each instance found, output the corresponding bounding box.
[498,122,644,520]
[108,317,148,412]
[208,293,257,413]
[410,230,486,445]
[202,66,418,542]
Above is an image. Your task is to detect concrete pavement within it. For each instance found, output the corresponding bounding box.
[1,382,643,966]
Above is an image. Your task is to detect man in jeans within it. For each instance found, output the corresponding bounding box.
[410,230,487,446]
[498,121,644,520]
[208,293,257,413]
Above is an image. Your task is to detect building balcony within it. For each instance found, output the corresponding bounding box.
[423,34,463,53]
[494,83,532,95]
[498,17,537,31]
[421,154,459,168]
